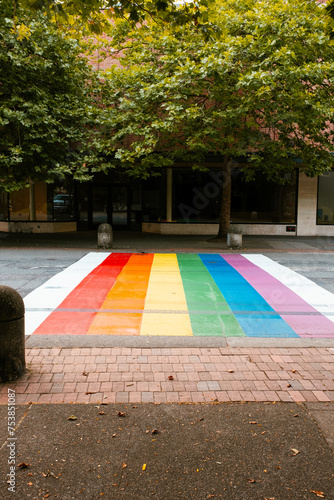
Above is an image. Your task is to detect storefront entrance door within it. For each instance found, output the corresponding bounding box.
[111,185,128,227]
[77,183,131,229]
[92,185,110,226]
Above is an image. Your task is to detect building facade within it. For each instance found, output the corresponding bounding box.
[1,162,334,236]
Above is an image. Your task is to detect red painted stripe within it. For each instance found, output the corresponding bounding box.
[34,253,132,335]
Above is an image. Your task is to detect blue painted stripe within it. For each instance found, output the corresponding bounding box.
[199,254,299,338]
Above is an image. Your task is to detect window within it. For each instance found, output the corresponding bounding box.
[317,171,334,224]
[49,181,75,221]
[231,169,297,224]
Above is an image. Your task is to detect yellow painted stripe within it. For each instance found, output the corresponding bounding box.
[140,254,193,336]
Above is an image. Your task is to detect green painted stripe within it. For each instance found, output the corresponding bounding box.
[177,254,245,337]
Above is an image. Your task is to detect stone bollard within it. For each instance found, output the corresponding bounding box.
[0,286,25,382]
[227,224,242,249]
[98,223,113,249]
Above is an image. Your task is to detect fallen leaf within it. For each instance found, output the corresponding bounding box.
[67,415,77,421]
[18,462,29,469]
[311,490,325,498]
[85,391,97,395]
[28,482,33,486]
[293,414,299,418]
[28,472,34,476]
[43,470,58,479]
[287,383,292,388]
[249,421,258,424]
[228,370,234,373]
[101,402,108,405]
[199,417,204,422]
[291,448,300,456]
[247,478,256,483]
[152,429,159,434]
[168,375,174,380]
[142,464,147,471]
[82,372,88,376]
[291,370,296,373]
[122,463,127,469]
[99,412,105,415]
[118,412,126,417]
[112,434,117,438]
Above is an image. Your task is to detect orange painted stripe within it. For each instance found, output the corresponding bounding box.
[34,253,132,335]
[88,253,154,335]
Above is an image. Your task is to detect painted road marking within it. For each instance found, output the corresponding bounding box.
[224,254,334,338]
[24,252,334,337]
[177,254,244,337]
[24,252,111,335]
[88,253,153,335]
[244,254,334,325]
[200,254,297,338]
[140,254,192,336]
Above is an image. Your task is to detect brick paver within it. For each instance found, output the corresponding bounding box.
[0,346,333,404]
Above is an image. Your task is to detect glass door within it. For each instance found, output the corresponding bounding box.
[92,185,110,227]
[111,185,128,227]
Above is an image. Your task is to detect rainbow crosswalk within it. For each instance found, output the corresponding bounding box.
[24,253,334,338]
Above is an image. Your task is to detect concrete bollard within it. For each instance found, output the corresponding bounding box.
[227,224,242,249]
[0,286,25,382]
[98,223,113,249]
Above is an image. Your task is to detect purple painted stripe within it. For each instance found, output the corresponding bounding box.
[222,254,334,337]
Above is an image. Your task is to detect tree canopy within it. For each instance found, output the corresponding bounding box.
[0,0,104,192]
[21,0,216,36]
[97,0,334,233]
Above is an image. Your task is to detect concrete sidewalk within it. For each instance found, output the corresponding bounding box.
[1,401,333,500]
[1,230,334,252]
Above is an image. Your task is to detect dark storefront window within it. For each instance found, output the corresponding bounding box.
[317,172,334,224]
[0,191,8,221]
[171,167,297,224]
[173,169,221,223]
[77,183,89,226]
[231,169,297,224]
[49,180,75,221]
[142,172,166,222]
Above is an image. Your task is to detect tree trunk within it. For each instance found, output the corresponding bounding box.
[217,157,232,239]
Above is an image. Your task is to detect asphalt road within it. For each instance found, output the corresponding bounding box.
[1,248,334,298]
[0,249,88,298]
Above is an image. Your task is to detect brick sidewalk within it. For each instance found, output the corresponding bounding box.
[1,346,333,405]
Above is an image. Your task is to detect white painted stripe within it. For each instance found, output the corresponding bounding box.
[24,252,110,335]
[243,254,334,323]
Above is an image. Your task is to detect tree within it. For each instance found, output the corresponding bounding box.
[21,0,216,37]
[0,0,104,192]
[97,0,334,236]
